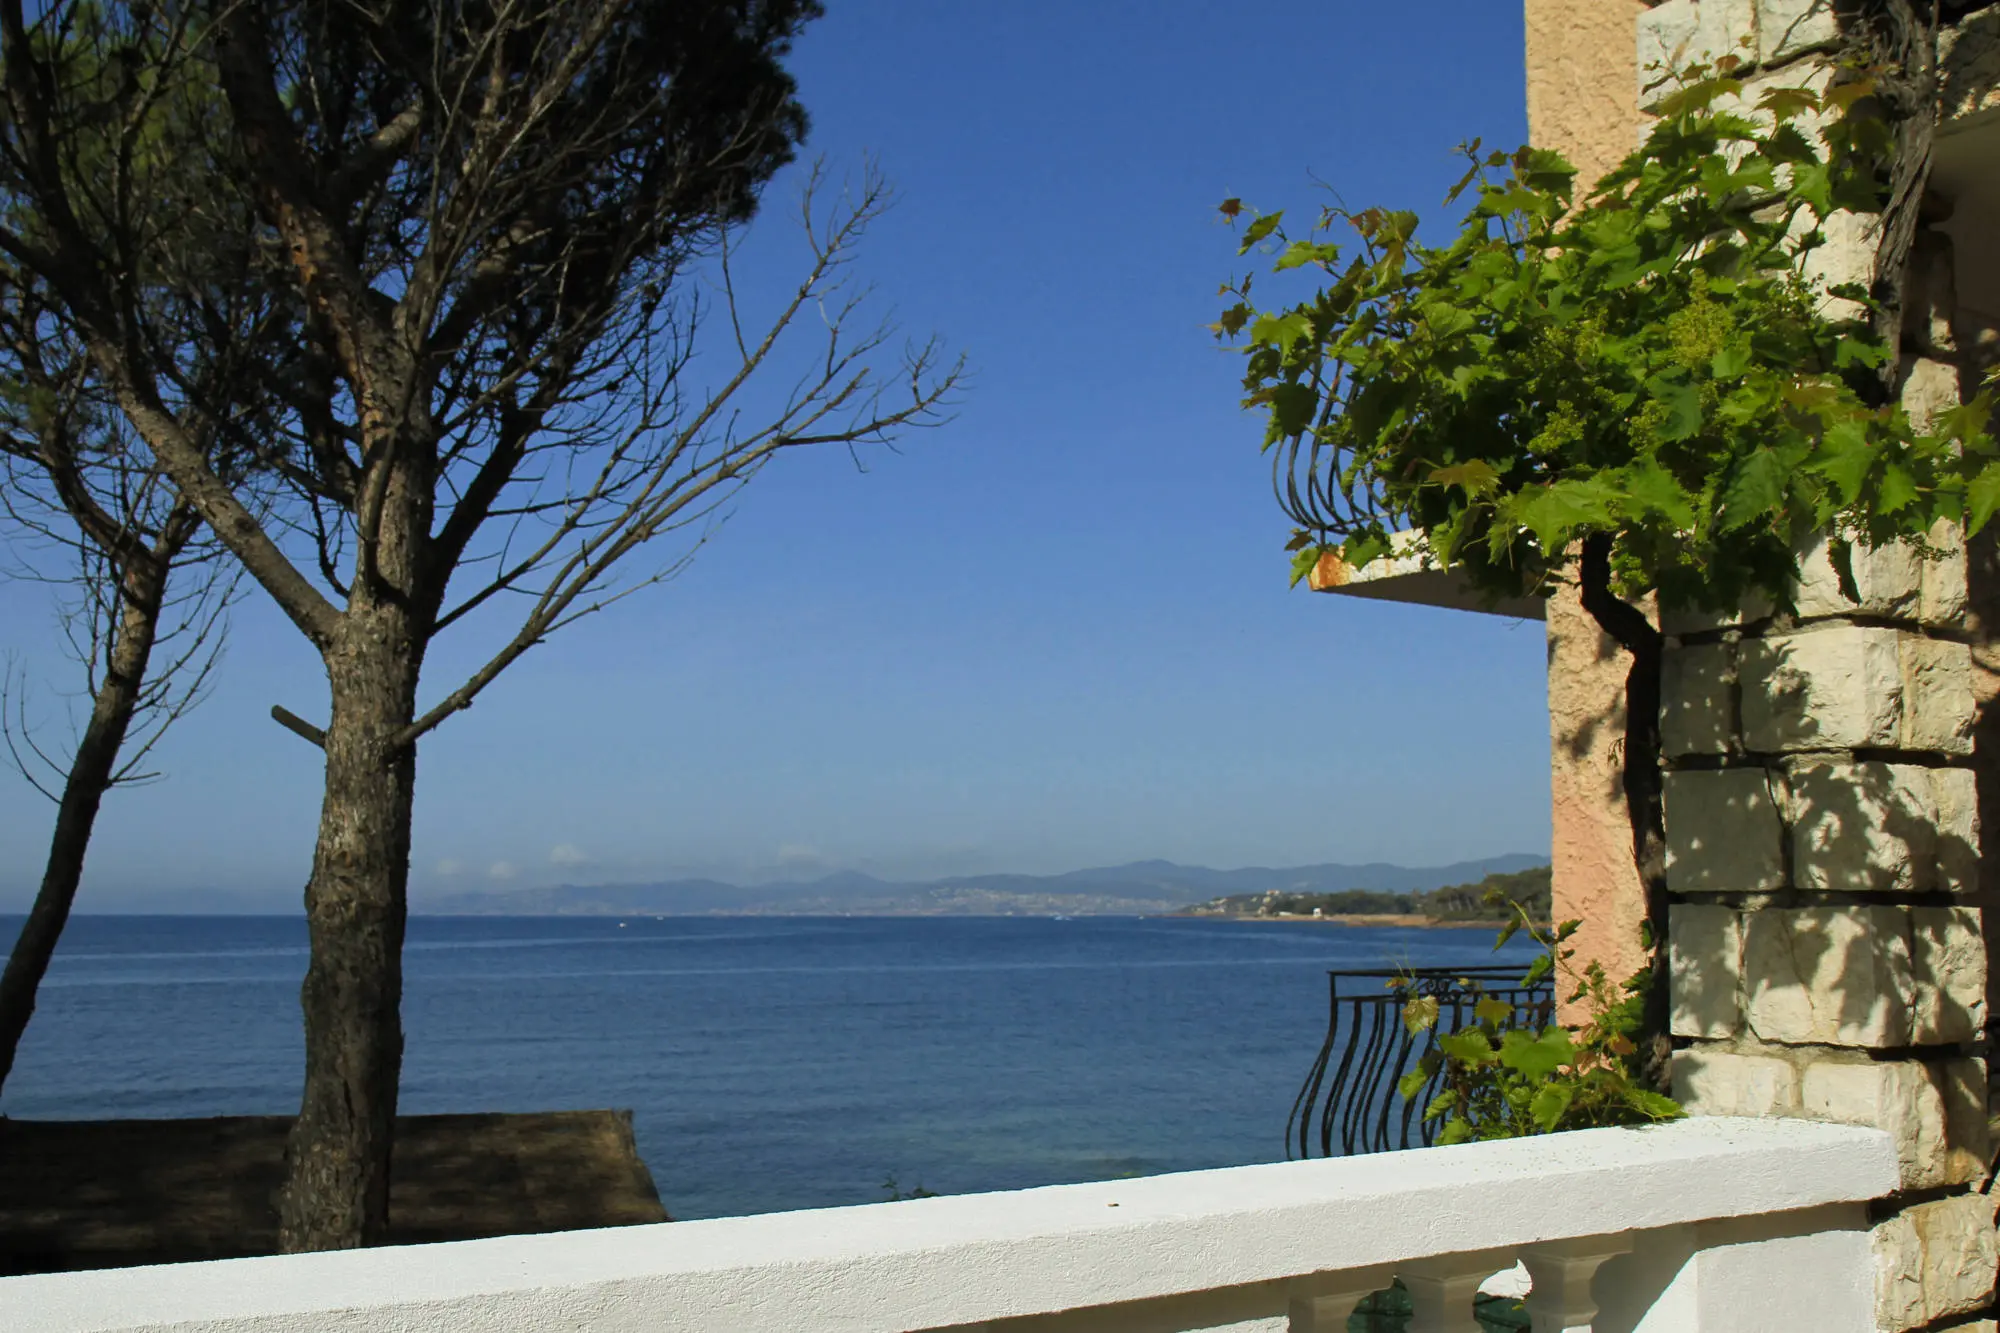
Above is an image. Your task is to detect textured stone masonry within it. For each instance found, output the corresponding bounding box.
[1672,901,1986,1044]
[1634,5,1996,1330]
[1675,1048,1988,1191]
[1784,759,1979,896]
[1638,0,1844,110]
[1874,1193,2000,1330]
[1662,767,1785,892]
[1655,146,1990,1333]
[1737,624,1974,755]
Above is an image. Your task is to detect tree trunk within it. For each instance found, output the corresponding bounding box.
[0,560,168,1096]
[1850,0,1941,408]
[276,604,423,1252]
[1575,533,1672,1090]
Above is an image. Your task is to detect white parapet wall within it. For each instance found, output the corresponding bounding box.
[0,1117,1895,1333]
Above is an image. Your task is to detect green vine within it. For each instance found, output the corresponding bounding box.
[1218,58,1998,613]
[1398,901,1681,1143]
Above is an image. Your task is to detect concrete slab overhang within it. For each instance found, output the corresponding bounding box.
[1306,528,1548,621]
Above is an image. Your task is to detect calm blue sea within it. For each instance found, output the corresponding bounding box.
[0,914,1536,1220]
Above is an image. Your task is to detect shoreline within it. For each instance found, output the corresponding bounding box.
[1173,912,1507,930]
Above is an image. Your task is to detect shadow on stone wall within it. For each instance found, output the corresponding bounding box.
[1662,560,1989,1187]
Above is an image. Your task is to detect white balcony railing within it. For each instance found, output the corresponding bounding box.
[2,1116,1894,1333]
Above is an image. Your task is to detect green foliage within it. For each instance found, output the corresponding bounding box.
[1396,899,1681,1143]
[1414,865,1550,922]
[1183,866,1550,922]
[1219,62,1998,611]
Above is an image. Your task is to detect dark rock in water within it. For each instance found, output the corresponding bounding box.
[0,1109,667,1274]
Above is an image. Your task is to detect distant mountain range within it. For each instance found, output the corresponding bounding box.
[419,855,1549,917]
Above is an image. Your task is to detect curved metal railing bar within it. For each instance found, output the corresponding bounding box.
[1286,967,1553,1160]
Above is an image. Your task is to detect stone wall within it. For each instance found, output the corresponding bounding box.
[1662,526,1998,1329]
[1630,3,2000,1329]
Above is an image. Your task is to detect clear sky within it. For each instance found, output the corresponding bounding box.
[0,1,1554,910]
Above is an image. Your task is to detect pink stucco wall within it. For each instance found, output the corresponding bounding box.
[1525,2,1655,1013]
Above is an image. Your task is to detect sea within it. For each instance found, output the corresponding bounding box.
[0,914,1538,1220]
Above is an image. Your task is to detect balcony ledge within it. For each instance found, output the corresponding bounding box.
[1308,530,1547,621]
[1,1117,1896,1333]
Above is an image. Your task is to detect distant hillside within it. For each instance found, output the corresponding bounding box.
[419,855,1547,917]
[1177,865,1553,924]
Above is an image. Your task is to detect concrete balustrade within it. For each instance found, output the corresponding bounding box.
[0,1118,1896,1333]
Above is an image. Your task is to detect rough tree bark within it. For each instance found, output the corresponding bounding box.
[0,1,956,1252]
[280,611,424,1247]
[276,386,434,1246]
[0,552,169,1093]
[1850,0,1944,407]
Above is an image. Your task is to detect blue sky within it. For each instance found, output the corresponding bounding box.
[0,1,1553,909]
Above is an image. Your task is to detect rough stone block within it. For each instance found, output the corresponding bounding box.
[1664,768,1785,892]
[1757,0,1840,63]
[1900,635,1975,754]
[1940,10,2000,124]
[1941,1057,1992,1187]
[1744,906,1913,1045]
[1921,519,1969,628]
[1660,590,1774,638]
[1932,766,1982,894]
[1671,1047,1799,1116]
[1912,908,1987,1045]
[1793,532,1923,621]
[1739,625,1902,751]
[1661,641,1737,756]
[1639,0,1757,110]
[1801,1057,1987,1191]
[1671,905,1744,1038]
[1783,759,1939,894]
[1797,209,1880,323]
[1801,1058,1968,1191]
[1873,1194,2000,1330]
[1903,356,1964,434]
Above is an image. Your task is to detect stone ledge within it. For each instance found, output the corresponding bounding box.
[1307,531,1546,620]
[0,1119,1903,1333]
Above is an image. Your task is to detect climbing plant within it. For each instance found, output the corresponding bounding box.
[1398,902,1680,1143]
[1218,53,1997,1074]
[1217,63,1995,611]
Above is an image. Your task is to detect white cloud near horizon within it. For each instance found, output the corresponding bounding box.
[549,843,589,867]
[487,861,517,881]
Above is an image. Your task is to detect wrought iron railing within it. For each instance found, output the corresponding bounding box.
[1287,966,1554,1160]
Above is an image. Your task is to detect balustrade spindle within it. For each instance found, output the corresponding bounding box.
[1287,1265,1394,1332]
[1403,1252,1515,1333]
[1520,1239,1630,1333]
